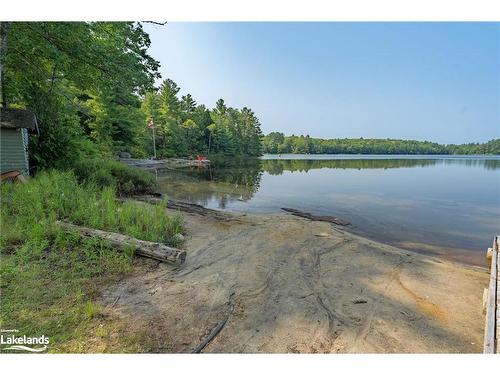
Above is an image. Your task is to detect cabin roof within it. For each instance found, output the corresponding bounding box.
[0,108,37,131]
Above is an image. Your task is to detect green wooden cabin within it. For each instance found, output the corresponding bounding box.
[0,108,38,175]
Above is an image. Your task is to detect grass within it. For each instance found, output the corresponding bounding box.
[72,158,157,196]
[0,170,184,352]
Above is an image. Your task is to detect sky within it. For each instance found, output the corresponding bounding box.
[143,22,500,144]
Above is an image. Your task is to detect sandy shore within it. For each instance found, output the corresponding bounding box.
[102,207,489,353]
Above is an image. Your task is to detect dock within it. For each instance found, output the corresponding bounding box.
[484,235,499,353]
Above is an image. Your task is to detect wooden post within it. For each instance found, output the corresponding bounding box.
[484,236,498,353]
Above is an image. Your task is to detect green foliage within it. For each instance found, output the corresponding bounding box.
[3,22,160,168]
[72,158,157,196]
[445,138,500,155]
[0,170,184,351]
[4,23,264,165]
[262,133,500,155]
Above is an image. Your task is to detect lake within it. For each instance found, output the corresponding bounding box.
[157,155,500,266]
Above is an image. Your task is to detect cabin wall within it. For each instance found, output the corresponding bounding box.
[0,128,29,174]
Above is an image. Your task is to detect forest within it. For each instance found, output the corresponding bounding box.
[141,82,263,158]
[2,21,497,173]
[262,133,500,155]
[0,22,263,173]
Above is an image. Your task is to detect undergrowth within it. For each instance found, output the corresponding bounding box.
[0,170,183,352]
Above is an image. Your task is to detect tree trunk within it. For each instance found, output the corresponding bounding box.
[56,221,186,265]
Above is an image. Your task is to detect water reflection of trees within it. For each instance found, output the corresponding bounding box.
[177,158,263,194]
[157,157,499,208]
[440,158,500,170]
[157,157,263,207]
[261,158,500,174]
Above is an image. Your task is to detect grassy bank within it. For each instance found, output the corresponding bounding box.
[0,170,183,352]
[72,158,158,196]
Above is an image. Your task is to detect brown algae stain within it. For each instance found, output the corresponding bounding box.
[396,278,448,323]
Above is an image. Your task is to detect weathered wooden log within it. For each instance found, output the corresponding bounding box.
[167,200,221,216]
[134,195,229,220]
[56,221,186,265]
[281,207,350,226]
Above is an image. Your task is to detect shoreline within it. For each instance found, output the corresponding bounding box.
[156,195,489,268]
[103,203,489,353]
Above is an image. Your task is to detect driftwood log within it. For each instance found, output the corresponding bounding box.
[167,200,224,217]
[134,195,229,220]
[56,221,186,265]
[281,208,350,226]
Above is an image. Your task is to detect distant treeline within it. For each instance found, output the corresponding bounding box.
[262,133,500,155]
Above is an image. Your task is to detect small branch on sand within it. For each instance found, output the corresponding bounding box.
[192,300,235,353]
[281,208,350,226]
[56,221,186,265]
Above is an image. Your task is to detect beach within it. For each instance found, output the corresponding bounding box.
[101,205,489,353]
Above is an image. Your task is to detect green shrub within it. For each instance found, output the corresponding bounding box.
[72,158,157,196]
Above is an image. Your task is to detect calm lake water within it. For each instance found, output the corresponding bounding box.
[157,155,500,265]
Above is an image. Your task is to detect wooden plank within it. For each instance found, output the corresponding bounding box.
[483,236,498,353]
[483,288,489,315]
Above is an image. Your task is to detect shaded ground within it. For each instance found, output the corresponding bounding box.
[102,208,488,353]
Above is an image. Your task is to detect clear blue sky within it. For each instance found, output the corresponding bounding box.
[143,22,499,144]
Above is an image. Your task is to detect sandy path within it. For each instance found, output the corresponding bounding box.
[102,209,488,353]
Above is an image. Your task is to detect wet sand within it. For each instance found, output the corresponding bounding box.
[102,207,489,353]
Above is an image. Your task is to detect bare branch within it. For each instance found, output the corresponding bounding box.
[142,21,168,26]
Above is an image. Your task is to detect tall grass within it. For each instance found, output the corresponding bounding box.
[0,170,184,352]
[1,170,183,250]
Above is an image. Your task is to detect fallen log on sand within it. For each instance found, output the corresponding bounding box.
[56,221,186,265]
[281,208,350,226]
